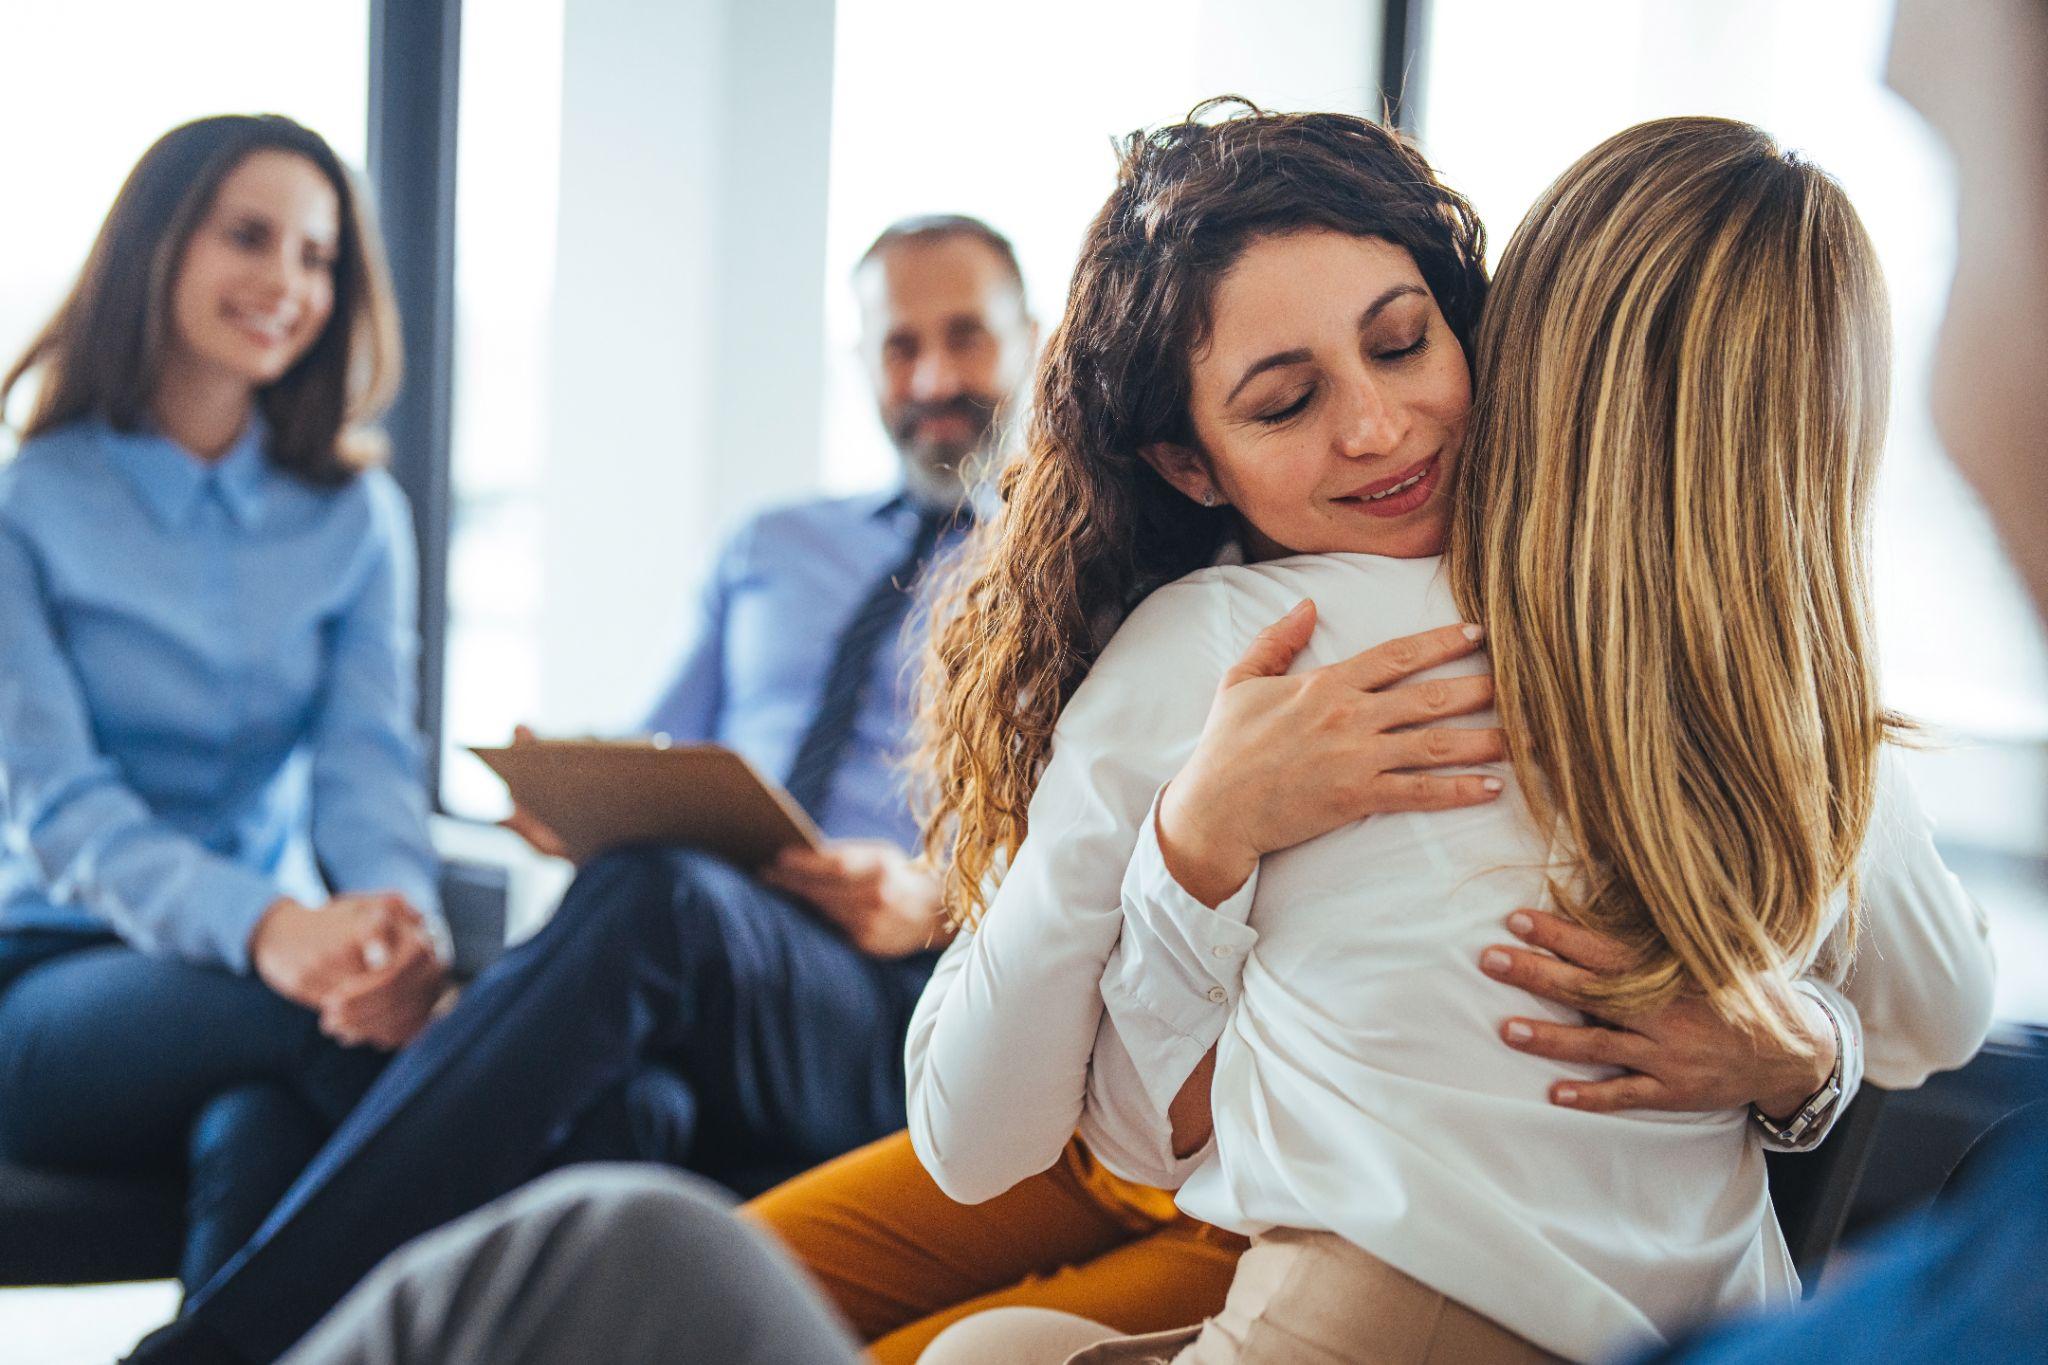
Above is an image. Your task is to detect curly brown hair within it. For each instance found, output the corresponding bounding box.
[915,99,1488,925]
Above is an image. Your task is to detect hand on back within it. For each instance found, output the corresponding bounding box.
[1156,601,1506,905]
[1485,908,1837,1117]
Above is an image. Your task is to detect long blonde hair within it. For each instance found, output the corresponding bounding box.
[1448,117,1895,1045]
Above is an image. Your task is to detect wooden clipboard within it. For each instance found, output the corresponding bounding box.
[469,739,824,869]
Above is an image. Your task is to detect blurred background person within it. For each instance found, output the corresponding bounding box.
[0,114,445,1296]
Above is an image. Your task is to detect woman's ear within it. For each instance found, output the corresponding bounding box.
[1138,442,1223,508]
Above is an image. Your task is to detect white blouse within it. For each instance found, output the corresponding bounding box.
[904,552,1995,1362]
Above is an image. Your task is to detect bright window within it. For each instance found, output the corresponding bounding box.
[438,0,568,817]
[1422,0,2048,1021]
[1421,0,2048,743]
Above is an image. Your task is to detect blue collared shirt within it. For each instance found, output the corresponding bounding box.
[642,489,967,851]
[0,417,441,972]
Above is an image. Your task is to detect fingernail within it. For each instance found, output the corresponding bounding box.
[1291,598,1313,617]
[1505,1020,1533,1043]
[1507,911,1534,936]
[1482,777,1505,793]
[1461,623,1484,641]
[1481,949,1512,975]
[1555,1086,1579,1106]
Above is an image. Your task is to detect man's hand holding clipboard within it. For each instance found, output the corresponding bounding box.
[475,729,949,958]
[757,840,950,957]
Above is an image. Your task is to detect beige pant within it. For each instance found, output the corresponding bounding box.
[920,1229,1565,1365]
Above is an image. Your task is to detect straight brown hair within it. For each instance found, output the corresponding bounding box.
[1,114,401,483]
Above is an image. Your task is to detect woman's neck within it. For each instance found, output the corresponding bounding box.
[150,354,255,462]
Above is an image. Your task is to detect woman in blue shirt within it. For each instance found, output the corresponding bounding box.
[0,114,446,1293]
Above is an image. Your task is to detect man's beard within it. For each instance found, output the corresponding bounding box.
[891,393,1002,478]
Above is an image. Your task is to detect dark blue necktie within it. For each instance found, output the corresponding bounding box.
[783,506,950,820]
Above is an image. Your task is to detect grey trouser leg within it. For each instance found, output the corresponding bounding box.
[280,1165,862,1365]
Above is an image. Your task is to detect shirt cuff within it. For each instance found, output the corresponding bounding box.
[204,864,293,975]
[1098,788,1262,1117]
[1758,979,1865,1153]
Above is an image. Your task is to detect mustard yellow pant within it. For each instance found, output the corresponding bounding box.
[744,1130,1246,1365]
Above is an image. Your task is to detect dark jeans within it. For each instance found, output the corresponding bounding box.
[0,931,388,1290]
[177,847,938,1364]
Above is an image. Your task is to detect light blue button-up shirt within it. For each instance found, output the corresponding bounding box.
[0,416,441,972]
[642,489,968,852]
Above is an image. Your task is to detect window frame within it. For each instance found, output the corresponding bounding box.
[1381,0,1431,135]
[368,0,463,802]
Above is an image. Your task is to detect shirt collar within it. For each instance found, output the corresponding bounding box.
[209,420,273,528]
[878,473,999,532]
[876,484,962,533]
[106,415,273,530]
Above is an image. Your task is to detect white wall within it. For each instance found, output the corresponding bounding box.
[534,0,1377,722]
[538,0,836,735]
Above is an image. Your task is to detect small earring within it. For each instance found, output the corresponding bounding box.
[1200,490,1219,508]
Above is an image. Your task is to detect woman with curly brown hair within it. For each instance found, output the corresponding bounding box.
[901,108,1990,1362]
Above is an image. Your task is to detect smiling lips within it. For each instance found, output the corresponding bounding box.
[1334,454,1441,519]
[226,304,297,348]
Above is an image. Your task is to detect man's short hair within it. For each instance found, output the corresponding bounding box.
[856,214,1026,301]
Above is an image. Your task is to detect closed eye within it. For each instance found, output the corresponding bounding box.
[1375,334,1430,362]
[1256,386,1315,426]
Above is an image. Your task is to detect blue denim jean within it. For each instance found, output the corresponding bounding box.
[0,930,387,1290]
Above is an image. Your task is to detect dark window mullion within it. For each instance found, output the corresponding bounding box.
[1380,0,1431,137]
[368,0,462,802]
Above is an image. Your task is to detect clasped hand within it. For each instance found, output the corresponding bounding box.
[249,894,446,1051]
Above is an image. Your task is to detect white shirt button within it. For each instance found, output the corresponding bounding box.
[1207,986,1229,1004]
[1212,944,1235,958]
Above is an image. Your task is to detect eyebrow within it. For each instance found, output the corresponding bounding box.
[1223,283,1428,405]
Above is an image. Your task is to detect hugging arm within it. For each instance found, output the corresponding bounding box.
[1084,607,1504,1186]
[1481,744,1990,1135]
[1831,745,1994,1086]
[903,583,1234,1204]
[1081,613,1991,1176]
